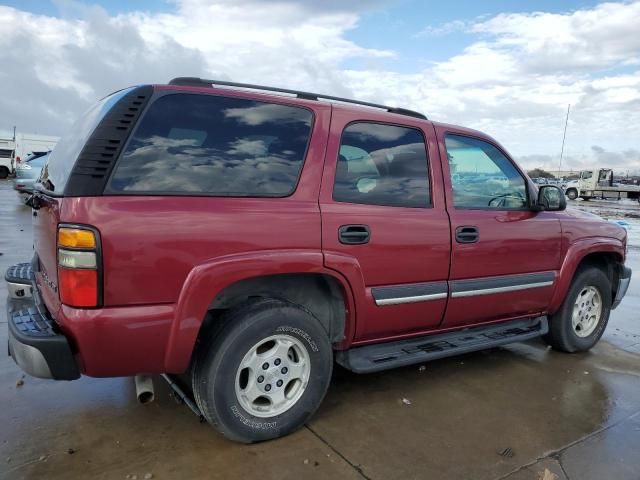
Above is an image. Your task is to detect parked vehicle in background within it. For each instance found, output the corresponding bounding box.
[564,179,579,197]
[13,151,50,195]
[0,137,16,179]
[13,134,58,163]
[564,169,640,201]
[5,78,632,443]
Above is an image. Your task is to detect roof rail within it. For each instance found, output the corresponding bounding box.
[168,77,427,120]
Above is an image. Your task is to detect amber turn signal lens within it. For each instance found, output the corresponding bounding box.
[58,228,96,249]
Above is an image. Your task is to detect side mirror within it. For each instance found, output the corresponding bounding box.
[537,185,566,211]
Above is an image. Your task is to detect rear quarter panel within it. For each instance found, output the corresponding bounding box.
[61,196,323,306]
[56,99,333,374]
[60,99,331,308]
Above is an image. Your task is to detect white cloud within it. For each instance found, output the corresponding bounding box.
[472,2,640,73]
[353,1,640,171]
[0,0,639,172]
[0,0,389,137]
[415,19,468,37]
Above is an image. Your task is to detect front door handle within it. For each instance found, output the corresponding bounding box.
[455,225,479,244]
[339,224,370,245]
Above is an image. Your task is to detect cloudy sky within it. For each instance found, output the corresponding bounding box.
[1,0,639,173]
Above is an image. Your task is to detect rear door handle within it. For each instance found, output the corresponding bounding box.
[339,225,370,245]
[455,225,479,244]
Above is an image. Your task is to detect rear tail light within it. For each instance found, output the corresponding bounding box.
[57,226,101,307]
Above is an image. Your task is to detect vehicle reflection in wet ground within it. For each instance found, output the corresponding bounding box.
[1,183,639,480]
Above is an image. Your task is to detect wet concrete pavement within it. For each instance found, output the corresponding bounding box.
[1,180,640,480]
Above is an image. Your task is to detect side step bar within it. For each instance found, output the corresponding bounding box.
[336,317,548,373]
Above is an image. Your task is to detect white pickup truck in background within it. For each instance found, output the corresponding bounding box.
[564,168,640,202]
[0,137,16,179]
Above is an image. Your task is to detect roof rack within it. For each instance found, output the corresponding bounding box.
[168,77,427,120]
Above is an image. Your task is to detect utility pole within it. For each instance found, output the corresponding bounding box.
[12,125,16,141]
[559,104,570,176]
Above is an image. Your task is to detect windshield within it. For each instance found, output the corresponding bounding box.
[38,87,134,194]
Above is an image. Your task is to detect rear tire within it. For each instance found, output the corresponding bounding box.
[544,266,611,352]
[192,298,333,443]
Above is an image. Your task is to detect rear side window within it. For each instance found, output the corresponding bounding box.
[38,87,135,194]
[107,94,313,196]
[333,122,430,208]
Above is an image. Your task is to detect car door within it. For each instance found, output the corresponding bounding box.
[436,126,562,328]
[320,106,451,343]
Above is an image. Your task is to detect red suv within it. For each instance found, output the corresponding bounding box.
[5,78,631,443]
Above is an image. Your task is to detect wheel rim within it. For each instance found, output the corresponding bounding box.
[571,286,603,337]
[235,334,310,418]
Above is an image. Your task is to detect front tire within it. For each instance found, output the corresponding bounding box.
[0,166,9,179]
[544,266,611,352]
[192,298,333,443]
[566,188,578,200]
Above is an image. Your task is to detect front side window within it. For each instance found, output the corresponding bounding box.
[108,94,313,196]
[333,122,430,208]
[445,134,527,209]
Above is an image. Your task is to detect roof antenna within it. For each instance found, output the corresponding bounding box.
[559,104,570,175]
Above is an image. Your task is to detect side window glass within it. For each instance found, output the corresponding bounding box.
[108,94,313,196]
[445,134,527,209]
[333,122,430,208]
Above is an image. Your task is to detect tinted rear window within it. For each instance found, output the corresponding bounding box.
[29,154,49,168]
[107,93,313,196]
[38,88,134,194]
[25,152,47,163]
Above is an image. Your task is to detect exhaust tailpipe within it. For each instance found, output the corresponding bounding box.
[134,375,155,404]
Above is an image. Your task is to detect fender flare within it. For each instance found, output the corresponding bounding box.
[548,237,624,313]
[163,249,357,372]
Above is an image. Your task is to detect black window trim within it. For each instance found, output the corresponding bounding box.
[103,90,316,198]
[332,119,434,209]
[443,131,532,212]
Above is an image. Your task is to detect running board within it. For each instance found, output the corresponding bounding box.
[335,317,548,373]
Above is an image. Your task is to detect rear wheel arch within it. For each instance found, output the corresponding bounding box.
[196,273,350,352]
